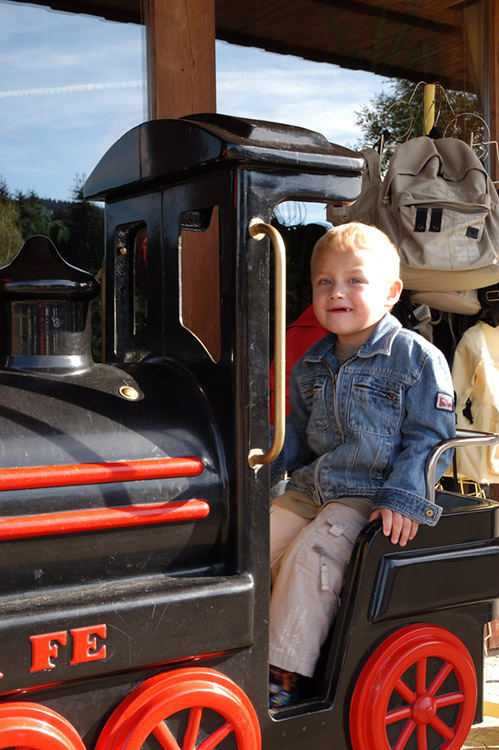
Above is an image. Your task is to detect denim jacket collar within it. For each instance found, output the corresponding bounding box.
[303,312,402,364]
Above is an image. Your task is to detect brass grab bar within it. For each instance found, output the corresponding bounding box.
[248,218,286,469]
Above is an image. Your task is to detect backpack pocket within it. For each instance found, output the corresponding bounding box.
[397,197,493,271]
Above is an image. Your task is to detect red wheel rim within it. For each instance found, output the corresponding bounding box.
[350,625,477,750]
[96,668,261,750]
[0,702,85,749]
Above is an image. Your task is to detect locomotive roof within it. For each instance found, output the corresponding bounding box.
[83,113,364,202]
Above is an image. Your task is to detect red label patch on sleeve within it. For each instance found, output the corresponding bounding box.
[436,392,454,411]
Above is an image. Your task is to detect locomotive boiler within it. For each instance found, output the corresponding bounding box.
[0,113,496,750]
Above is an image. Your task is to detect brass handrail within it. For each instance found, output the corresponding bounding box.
[248,219,286,469]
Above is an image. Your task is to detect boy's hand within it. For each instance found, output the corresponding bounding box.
[368,508,419,547]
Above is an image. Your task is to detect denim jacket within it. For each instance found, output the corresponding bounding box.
[271,313,456,525]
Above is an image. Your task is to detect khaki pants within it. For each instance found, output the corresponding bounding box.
[269,501,368,677]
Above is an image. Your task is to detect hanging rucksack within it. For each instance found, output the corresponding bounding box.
[326,148,381,227]
[378,136,499,309]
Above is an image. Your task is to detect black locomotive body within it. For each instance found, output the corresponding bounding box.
[0,114,496,750]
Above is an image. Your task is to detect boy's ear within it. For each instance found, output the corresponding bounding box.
[386,278,403,307]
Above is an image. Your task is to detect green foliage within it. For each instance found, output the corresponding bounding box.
[0,174,105,359]
[355,79,484,170]
[0,177,10,202]
[0,198,24,266]
[55,175,104,276]
[0,174,104,276]
[16,190,53,238]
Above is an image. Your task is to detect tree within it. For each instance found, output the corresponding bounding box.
[0,177,24,265]
[56,175,104,276]
[0,200,24,266]
[16,190,53,239]
[355,79,484,170]
[0,176,10,202]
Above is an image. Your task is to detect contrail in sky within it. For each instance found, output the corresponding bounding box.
[0,70,336,99]
[0,80,145,98]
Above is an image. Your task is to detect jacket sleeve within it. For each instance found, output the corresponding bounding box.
[270,363,314,484]
[372,347,456,525]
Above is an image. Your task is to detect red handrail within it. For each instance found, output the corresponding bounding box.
[0,457,203,491]
[0,499,210,540]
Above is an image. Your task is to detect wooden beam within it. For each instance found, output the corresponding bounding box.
[313,0,459,36]
[216,29,461,90]
[6,0,141,23]
[146,0,216,120]
[489,0,499,181]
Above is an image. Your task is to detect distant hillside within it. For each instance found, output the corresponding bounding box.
[40,197,104,217]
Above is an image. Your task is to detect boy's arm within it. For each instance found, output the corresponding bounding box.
[370,347,456,530]
[270,364,314,484]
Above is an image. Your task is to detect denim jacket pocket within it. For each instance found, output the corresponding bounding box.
[297,374,330,432]
[348,377,402,436]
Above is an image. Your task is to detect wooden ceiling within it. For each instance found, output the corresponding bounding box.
[8,0,474,90]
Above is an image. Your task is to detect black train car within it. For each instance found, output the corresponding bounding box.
[0,114,495,750]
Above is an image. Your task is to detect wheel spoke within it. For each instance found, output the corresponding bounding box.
[395,678,416,704]
[427,662,452,696]
[393,718,416,750]
[183,706,203,750]
[430,714,454,741]
[416,723,428,750]
[435,691,465,709]
[153,720,182,750]
[386,706,412,725]
[197,721,234,750]
[416,658,427,695]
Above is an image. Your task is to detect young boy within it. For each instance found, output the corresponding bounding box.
[268,222,455,707]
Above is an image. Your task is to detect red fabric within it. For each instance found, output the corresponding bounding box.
[270,305,328,420]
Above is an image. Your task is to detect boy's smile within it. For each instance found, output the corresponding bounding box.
[312,244,402,347]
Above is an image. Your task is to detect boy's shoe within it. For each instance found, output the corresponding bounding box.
[269,681,298,708]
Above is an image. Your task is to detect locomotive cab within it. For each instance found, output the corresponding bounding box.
[82,114,367,661]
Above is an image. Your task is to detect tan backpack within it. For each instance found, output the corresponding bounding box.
[378,136,499,300]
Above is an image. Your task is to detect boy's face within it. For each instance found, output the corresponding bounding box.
[312,242,402,347]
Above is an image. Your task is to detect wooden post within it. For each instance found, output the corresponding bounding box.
[145,0,216,120]
[489,0,499,182]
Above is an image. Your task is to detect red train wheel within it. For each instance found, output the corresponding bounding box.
[96,667,261,750]
[350,624,477,750]
[0,702,85,749]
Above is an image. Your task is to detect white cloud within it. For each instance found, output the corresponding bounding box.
[216,64,387,148]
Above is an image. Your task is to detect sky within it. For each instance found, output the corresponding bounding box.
[0,0,391,217]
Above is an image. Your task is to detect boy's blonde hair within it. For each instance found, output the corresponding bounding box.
[311,222,401,283]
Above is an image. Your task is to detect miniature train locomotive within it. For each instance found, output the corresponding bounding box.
[0,114,497,750]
